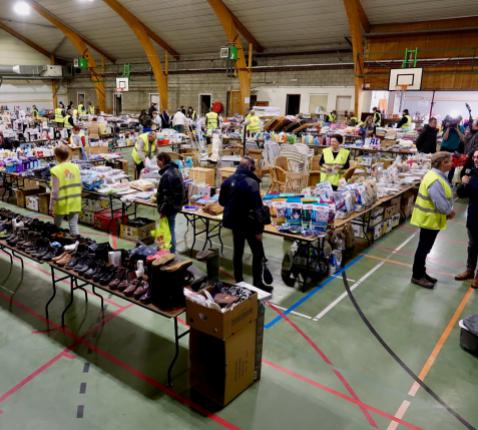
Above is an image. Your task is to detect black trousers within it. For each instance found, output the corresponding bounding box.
[135,161,144,179]
[466,228,478,273]
[412,228,440,279]
[232,229,265,287]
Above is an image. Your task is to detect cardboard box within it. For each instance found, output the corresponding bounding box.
[120,218,155,241]
[190,167,216,186]
[88,145,109,155]
[83,197,109,213]
[384,203,400,220]
[186,289,258,340]
[390,213,401,228]
[351,221,366,239]
[372,222,383,240]
[189,322,256,406]
[25,193,50,214]
[79,211,95,225]
[16,188,41,207]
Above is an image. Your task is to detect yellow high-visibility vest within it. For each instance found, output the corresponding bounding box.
[73,109,78,121]
[410,170,452,230]
[64,115,73,129]
[246,115,261,133]
[77,104,85,115]
[205,112,219,130]
[131,133,157,165]
[320,147,350,187]
[326,113,336,123]
[54,108,64,123]
[401,115,413,129]
[50,162,82,216]
[88,105,95,115]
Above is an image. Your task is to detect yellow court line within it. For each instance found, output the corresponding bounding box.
[409,286,475,396]
[361,254,454,278]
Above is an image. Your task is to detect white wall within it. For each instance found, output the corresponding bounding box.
[254,86,355,115]
[0,29,65,110]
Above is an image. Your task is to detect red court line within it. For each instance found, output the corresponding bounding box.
[0,291,240,430]
[0,301,132,408]
[262,359,426,430]
[267,303,378,429]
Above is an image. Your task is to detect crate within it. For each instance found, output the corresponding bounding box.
[16,188,41,207]
[83,197,110,213]
[190,167,216,186]
[120,218,155,241]
[93,209,128,235]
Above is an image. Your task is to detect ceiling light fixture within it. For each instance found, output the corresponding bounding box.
[13,1,31,16]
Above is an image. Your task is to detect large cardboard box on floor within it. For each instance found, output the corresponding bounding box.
[189,321,256,406]
[186,290,258,340]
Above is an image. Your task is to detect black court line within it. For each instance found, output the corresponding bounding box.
[341,271,476,430]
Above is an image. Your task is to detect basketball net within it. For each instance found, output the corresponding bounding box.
[398,84,409,112]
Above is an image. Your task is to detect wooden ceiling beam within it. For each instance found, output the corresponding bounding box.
[0,20,51,58]
[370,16,478,34]
[29,0,116,63]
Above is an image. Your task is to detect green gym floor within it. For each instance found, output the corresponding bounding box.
[0,192,477,430]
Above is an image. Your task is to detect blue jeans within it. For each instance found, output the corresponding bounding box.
[167,213,177,253]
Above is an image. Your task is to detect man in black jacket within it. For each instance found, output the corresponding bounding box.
[455,148,478,288]
[415,117,438,154]
[219,157,272,292]
[156,152,185,253]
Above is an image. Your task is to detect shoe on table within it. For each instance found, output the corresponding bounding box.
[151,252,176,267]
[161,258,192,273]
[411,277,435,289]
[455,270,475,281]
[424,273,437,284]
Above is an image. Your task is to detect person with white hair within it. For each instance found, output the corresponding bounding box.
[410,151,455,289]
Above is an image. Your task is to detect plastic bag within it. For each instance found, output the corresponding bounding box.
[151,217,171,250]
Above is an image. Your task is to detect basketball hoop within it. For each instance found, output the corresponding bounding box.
[398,84,409,92]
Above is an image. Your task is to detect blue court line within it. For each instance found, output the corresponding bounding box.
[264,254,364,329]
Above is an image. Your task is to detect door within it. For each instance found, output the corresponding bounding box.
[113,93,122,115]
[336,95,352,117]
[149,93,160,106]
[199,94,212,116]
[77,92,85,106]
[227,90,241,116]
[286,94,301,115]
[309,94,328,114]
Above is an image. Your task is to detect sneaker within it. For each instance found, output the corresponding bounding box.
[411,277,435,289]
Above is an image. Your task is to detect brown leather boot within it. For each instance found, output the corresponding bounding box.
[471,276,478,289]
[455,270,475,281]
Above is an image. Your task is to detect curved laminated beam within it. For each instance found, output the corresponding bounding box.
[29,1,106,111]
[343,0,367,116]
[208,0,251,115]
[102,0,169,111]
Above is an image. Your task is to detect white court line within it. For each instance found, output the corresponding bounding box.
[386,400,411,430]
[312,233,417,321]
[270,303,313,320]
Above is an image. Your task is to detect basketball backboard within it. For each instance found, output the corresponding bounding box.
[388,68,423,91]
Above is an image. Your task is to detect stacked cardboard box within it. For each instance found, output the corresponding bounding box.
[186,290,258,406]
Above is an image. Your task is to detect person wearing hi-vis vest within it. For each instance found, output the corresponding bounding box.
[49,145,82,236]
[205,108,220,134]
[54,102,65,126]
[410,152,455,289]
[87,101,95,115]
[77,102,85,116]
[245,110,261,136]
[131,131,158,179]
[63,109,75,135]
[319,134,351,190]
[396,109,413,129]
[325,110,337,123]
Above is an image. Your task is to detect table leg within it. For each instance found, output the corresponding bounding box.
[190,215,197,255]
[46,266,59,327]
[61,276,75,327]
[1,246,14,284]
[91,285,105,312]
[167,317,190,387]
[9,251,24,311]
[202,219,211,250]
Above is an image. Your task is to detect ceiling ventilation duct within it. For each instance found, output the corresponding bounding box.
[0,64,63,79]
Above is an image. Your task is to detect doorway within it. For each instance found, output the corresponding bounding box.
[199,94,212,116]
[113,93,123,115]
[286,94,301,115]
[77,92,85,107]
[149,93,160,109]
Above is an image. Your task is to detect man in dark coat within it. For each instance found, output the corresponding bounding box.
[415,117,438,154]
[156,152,185,253]
[219,157,272,292]
[455,148,478,288]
